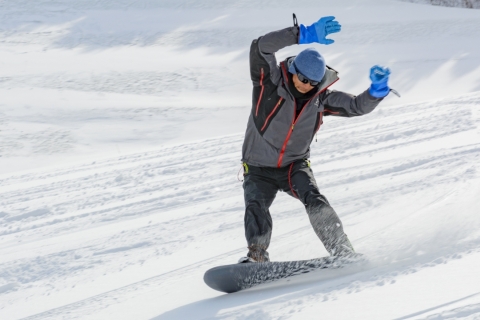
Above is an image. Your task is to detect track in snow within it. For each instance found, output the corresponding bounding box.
[1,93,480,319]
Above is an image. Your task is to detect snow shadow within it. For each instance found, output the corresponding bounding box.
[2,0,480,96]
[152,268,364,320]
[153,251,480,320]
[0,1,301,54]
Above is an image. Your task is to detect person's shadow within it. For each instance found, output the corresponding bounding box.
[152,266,364,320]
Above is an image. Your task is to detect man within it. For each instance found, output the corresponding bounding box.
[239,15,391,263]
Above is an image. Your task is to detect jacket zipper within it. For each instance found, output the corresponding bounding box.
[315,112,324,133]
[277,99,303,168]
[255,68,265,117]
[276,74,339,168]
[261,97,284,132]
[314,111,324,142]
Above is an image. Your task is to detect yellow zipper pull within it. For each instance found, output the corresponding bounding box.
[292,124,295,130]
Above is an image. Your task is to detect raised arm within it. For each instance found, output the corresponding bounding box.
[250,14,342,87]
[250,27,299,87]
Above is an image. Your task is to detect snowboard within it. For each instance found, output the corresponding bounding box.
[204,255,364,293]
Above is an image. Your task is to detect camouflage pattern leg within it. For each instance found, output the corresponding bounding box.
[285,160,355,256]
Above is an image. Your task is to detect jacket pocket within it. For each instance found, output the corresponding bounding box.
[261,97,284,132]
[255,68,265,117]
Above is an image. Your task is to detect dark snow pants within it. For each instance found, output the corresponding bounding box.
[243,159,353,261]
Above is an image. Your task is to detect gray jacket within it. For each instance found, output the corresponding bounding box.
[242,26,383,168]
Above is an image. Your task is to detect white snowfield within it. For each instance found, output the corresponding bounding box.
[1,0,480,319]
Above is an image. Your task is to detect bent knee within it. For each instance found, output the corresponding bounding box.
[304,191,330,207]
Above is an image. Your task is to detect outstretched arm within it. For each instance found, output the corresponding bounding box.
[323,65,392,117]
[323,90,383,117]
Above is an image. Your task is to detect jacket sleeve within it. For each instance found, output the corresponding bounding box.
[250,27,299,87]
[322,89,383,117]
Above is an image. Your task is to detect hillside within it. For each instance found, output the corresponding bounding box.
[1,0,480,319]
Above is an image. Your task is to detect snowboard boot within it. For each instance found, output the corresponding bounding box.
[238,256,256,263]
[330,238,356,258]
[238,245,270,263]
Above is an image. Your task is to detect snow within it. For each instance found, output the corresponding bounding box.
[401,0,480,9]
[1,0,480,319]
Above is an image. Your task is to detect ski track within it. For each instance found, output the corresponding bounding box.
[156,248,480,320]
[1,0,480,318]
[19,248,247,320]
[0,92,479,318]
[22,249,480,320]
[419,302,480,320]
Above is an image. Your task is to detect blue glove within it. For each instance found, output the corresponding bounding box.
[299,16,341,45]
[369,65,391,98]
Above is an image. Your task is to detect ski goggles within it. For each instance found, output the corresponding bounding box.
[293,64,320,86]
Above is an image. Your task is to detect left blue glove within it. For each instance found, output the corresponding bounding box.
[369,65,391,98]
[299,16,341,45]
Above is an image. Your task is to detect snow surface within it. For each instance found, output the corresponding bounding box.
[1,0,480,319]
[401,0,480,9]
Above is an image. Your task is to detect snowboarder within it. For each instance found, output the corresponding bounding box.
[239,15,391,263]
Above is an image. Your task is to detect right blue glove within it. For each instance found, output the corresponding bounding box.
[369,65,391,98]
[299,16,341,45]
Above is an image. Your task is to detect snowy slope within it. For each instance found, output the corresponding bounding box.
[2,91,480,319]
[1,0,480,319]
[2,0,480,174]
